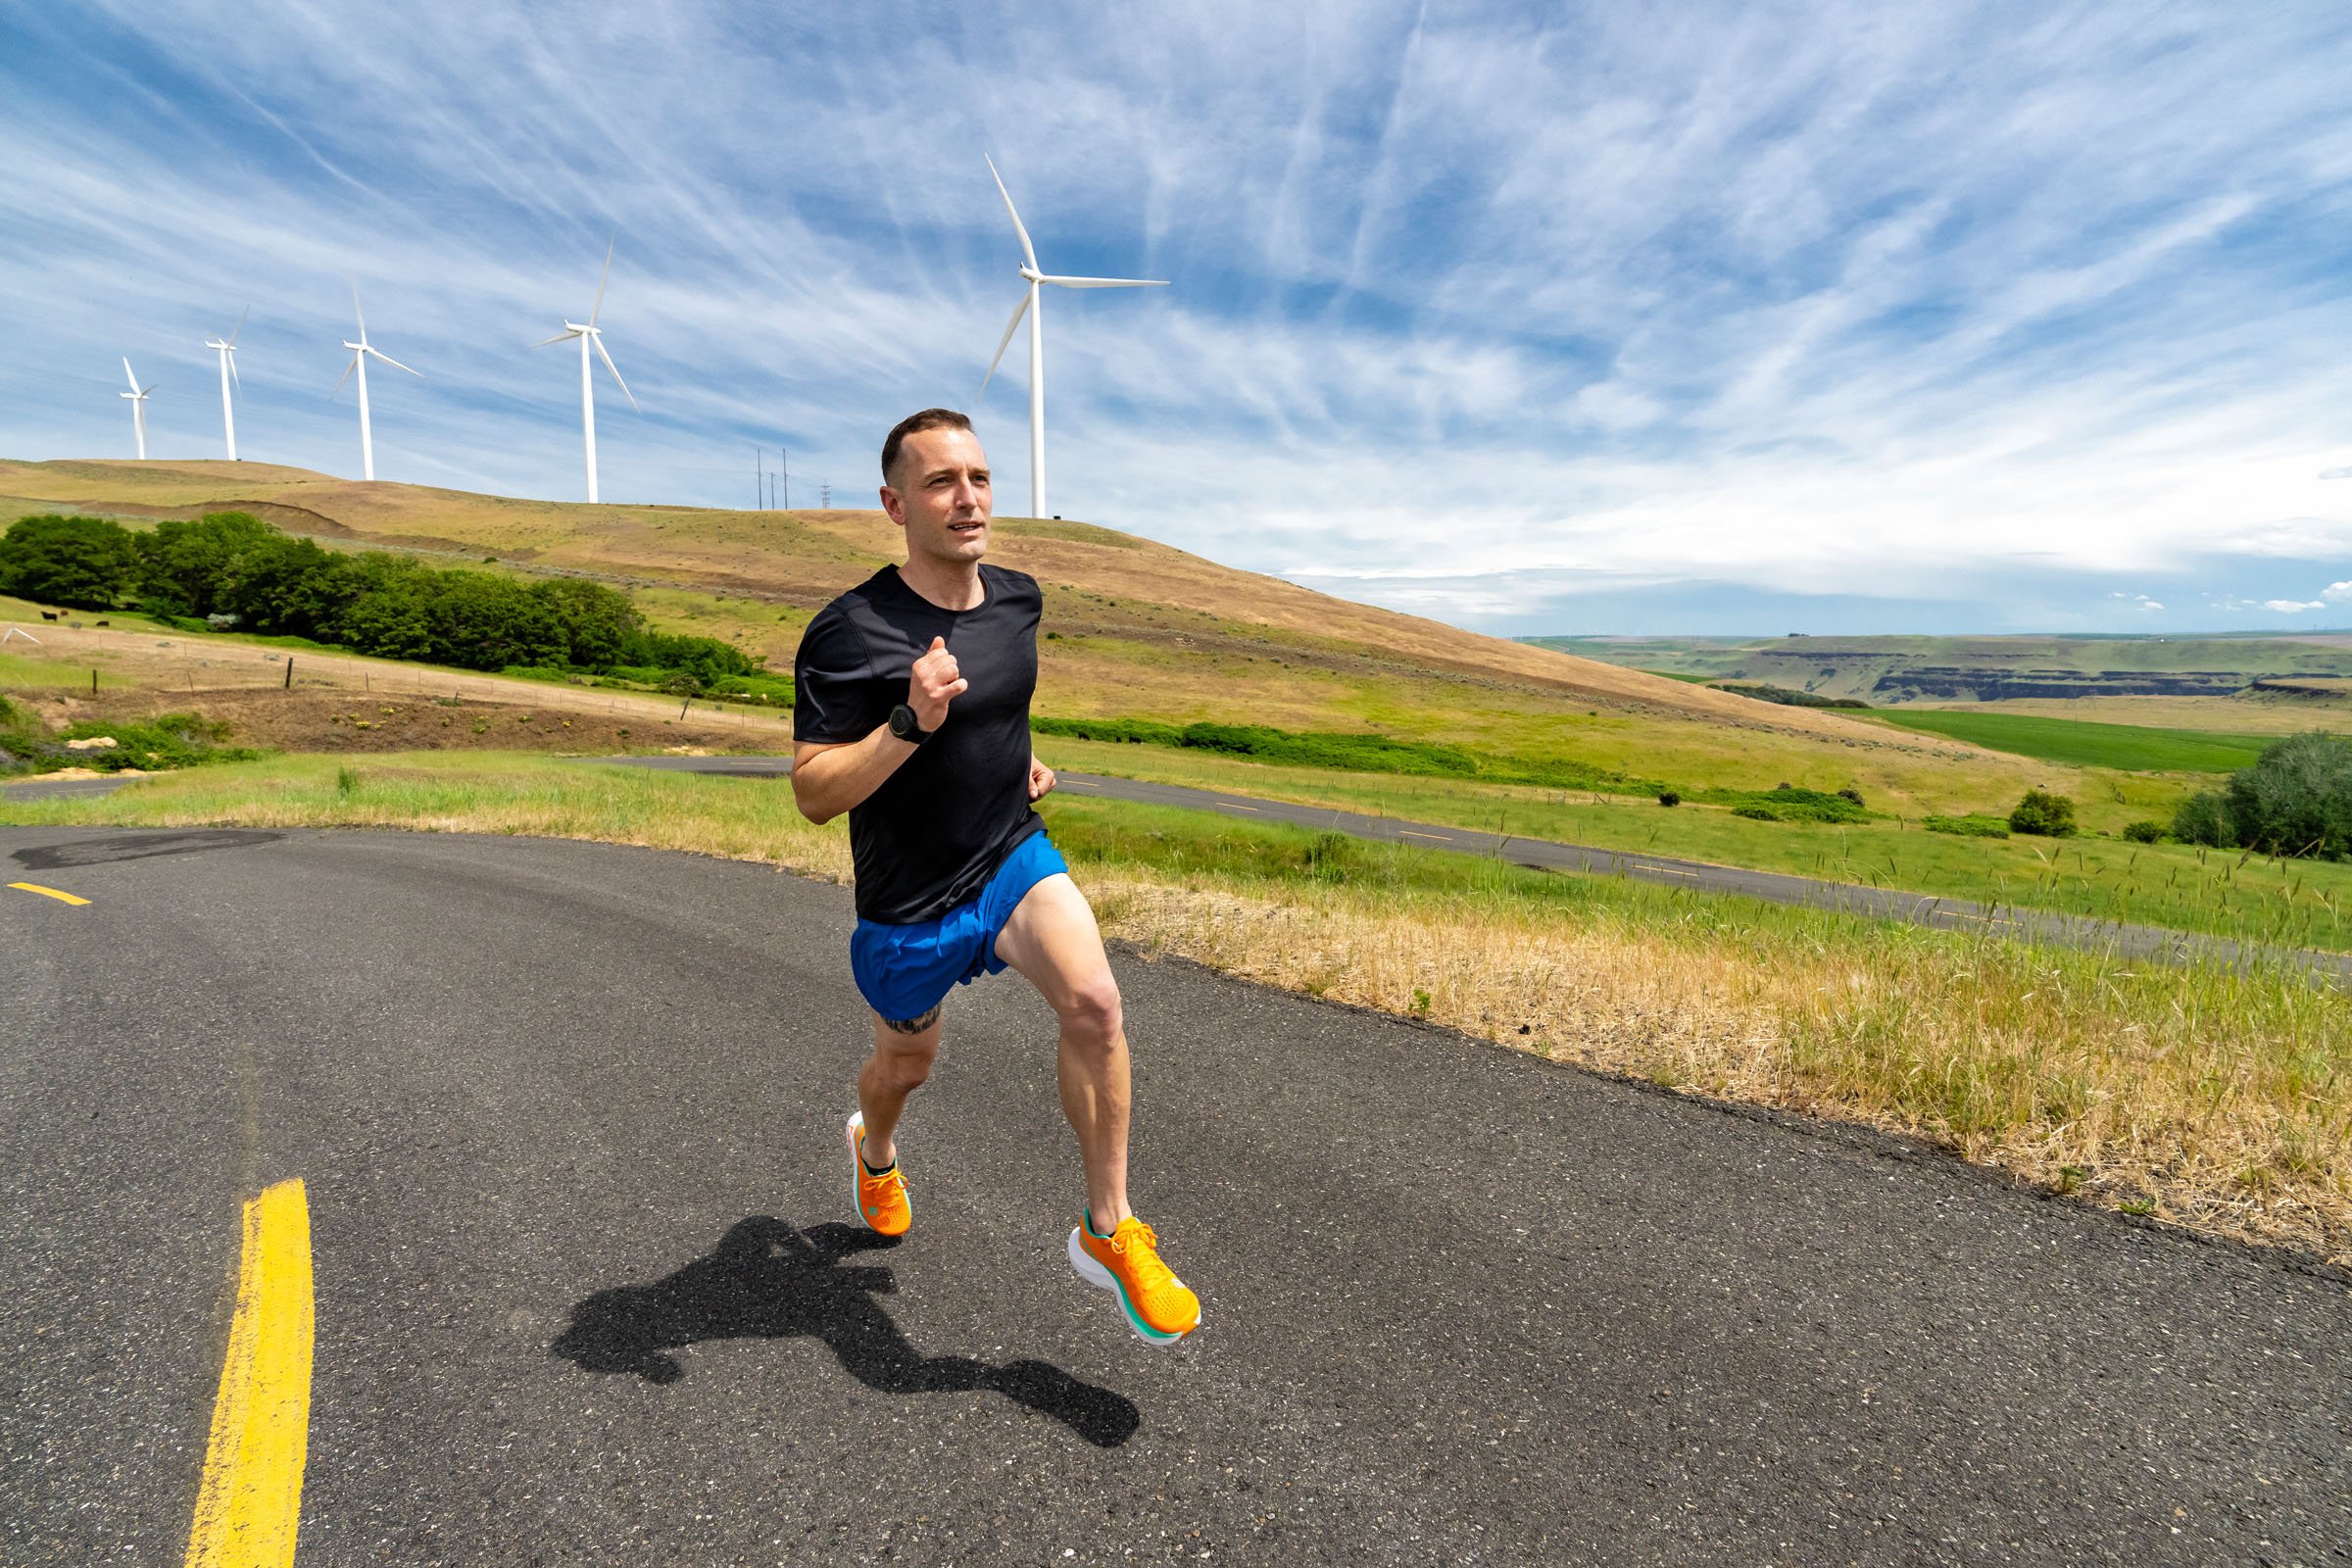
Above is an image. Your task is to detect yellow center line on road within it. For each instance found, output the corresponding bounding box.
[185,1179,314,1568]
[1214,802,1259,812]
[1399,829,1451,841]
[7,882,90,906]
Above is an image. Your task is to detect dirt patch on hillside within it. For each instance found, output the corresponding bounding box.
[19,686,774,757]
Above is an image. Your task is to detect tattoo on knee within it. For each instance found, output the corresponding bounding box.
[883,1005,941,1035]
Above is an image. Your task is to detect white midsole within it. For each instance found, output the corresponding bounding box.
[1066,1227,1197,1344]
[1067,1227,1120,1290]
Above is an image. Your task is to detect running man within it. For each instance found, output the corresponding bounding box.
[789,408,1201,1347]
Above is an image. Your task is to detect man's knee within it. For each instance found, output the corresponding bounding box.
[871,1008,941,1091]
[1055,973,1123,1045]
[872,1044,936,1094]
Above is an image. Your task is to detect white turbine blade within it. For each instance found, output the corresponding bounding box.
[533,329,579,348]
[330,353,356,400]
[984,155,1040,273]
[140,383,155,396]
[351,280,368,342]
[980,289,1031,393]
[227,351,240,390]
[122,357,140,393]
[590,234,614,326]
[592,334,637,411]
[1039,274,1169,288]
[227,305,250,348]
[368,346,421,377]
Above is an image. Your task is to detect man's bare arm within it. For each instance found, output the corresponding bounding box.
[792,634,967,824]
[791,731,921,824]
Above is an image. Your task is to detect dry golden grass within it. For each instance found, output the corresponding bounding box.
[1079,869,2349,1264]
[12,751,2343,1267]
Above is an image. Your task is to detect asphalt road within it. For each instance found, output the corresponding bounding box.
[597,756,2352,984]
[3,825,2347,1565]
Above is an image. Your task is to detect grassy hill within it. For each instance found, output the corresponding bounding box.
[3,458,2048,815]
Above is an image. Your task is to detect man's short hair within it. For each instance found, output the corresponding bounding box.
[881,408,973,484]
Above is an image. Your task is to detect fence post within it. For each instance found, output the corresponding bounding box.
[284,658,294,690]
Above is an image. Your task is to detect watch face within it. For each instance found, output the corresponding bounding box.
[891,704,918,739]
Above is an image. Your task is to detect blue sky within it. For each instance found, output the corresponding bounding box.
[4,1,2351,637]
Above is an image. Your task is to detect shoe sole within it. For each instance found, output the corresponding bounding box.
[847,1112,908,1237]
[1067,1228,1196,1346]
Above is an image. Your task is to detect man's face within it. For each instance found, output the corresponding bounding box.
[882,426,992,566]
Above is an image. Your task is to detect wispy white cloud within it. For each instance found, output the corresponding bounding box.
[4,1,2350,633]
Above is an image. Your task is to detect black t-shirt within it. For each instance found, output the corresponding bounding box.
[793,564,1046,924]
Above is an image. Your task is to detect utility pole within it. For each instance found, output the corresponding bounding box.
[781,446,790,512]
[755,446,763,511]
[821,481,830,509]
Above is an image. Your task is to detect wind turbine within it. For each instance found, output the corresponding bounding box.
[331,284,419,482]
[205,308,248,461]
[535,236,636,504]
[120,358,154,460]
[979,155,1165,519]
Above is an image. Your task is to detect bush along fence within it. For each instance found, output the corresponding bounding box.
[0,511,762,690]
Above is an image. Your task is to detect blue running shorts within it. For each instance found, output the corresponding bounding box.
[849,828,1069,1021]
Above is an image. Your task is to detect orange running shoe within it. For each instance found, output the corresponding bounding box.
[1068,1213,1200,1345]
[847,1111,910,1237]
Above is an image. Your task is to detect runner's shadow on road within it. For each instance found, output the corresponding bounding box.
[550,1215,1141,1448]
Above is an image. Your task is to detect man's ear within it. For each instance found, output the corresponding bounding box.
[879,484,906,526]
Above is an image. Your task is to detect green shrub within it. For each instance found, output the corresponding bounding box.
[0,694,44,769]
[2009,789,2078,837]
[2173,791,2234,848]
[2218,730,2352,859]
[137,511,278,617]
[2122,819,2166,844]
[1925,813,2012,839]
[52,713,259,773]
[710,671,798,706]
[1700,784,1870,823]
[0,514,143,608]
[612,628,759,683]
[28,508,771,688]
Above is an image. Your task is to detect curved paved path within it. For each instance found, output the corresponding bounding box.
[3,825,2346,1565]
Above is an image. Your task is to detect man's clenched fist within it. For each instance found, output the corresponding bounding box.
[907,635,967,731]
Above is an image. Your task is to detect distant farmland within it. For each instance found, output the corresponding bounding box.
[1868,710,2275,772]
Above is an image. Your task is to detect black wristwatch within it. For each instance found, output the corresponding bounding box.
[888,704,932,744]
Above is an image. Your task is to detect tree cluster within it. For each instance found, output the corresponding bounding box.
[2174,732,2352,859]
[0,512,760,682]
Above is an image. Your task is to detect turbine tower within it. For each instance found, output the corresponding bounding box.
[979,156,1165,519]
[331,285,419,482]
[536,236,636,504]
[205,308,248,462]
[120,358,154,460]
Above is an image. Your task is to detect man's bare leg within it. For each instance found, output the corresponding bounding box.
[857,1007,941,1169]
[993,873,1131,1228]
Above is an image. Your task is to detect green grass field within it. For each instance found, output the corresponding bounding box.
[1869,710,2280,771]
[1032,734,2352,953]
